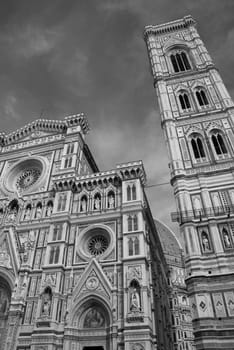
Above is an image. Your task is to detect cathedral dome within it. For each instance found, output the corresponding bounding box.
[154,219,183,264]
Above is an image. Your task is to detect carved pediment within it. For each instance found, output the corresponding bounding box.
[72,259,112,303]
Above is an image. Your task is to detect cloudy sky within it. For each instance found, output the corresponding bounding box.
[0,0,234,238]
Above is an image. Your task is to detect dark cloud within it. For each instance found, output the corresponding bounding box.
[0,0,233,236]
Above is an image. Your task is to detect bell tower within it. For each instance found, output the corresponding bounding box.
[144,16,234,349]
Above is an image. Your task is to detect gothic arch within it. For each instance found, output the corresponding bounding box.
[70,295,112,328]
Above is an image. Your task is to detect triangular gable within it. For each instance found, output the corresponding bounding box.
[72,258,112,303]
[0,228,20,275]
[163,36,191,52]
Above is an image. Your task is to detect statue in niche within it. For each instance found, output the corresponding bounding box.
[24,206,31,220]
[130,288,141,312]
[8,208,17,222]
[81,197,87,212]
[46,203,53,217]
[0,288,9,314]
[201,231,211,252]
[223,229,232,248]
[94,196,101,210]
[108,194,115,209]
[84,308,105,328]
[35,205,42,219]
[41,288,52,316]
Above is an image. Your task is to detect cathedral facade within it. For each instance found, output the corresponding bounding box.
[144,15,234,350]
[0,115,174,350]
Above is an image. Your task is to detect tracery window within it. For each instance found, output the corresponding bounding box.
[196,89,209,107]
[127,183,137,201]
[127,215,138,232]
[211,133,228,155]
[170,51,191,73]
[128,237,140,256]
[57,193,67,212]
[64,157,73,168]
[49,246,60,264]
[179,92,191,110]
[191,136,206,159]
[66,143,74,154]
[52,224,62,241]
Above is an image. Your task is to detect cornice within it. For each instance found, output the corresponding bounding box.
[0,113,89,147]
[144,15,196,40]
[52,160,147,192]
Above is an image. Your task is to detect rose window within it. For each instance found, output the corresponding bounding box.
[16,168,42,190]
[4,158,45,194]
[87,235,109,256]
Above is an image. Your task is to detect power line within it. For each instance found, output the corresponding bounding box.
[145,181,170,188]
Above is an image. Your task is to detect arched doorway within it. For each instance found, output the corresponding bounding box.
[68,298,112,350]
[0,277,12,350]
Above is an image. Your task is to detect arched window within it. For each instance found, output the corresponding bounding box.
[132,184,136,200]
[64,156,73,168]
[179,92,191,110]
[49,247,55,264]
[170,51,191,73]
[134,237,140,255]
[128,238,134,256]
[53,224,62,241]
[211,133,228,155]
[127,185,132,201]
[128,216,133,231]
[67,143,74,154]
[54,246,60,263]
[196,89,209,107]
[133,215,138,231]
[191,136,206,159]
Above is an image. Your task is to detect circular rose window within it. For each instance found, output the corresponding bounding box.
[77,225,114,260]
[87,235,109,256]
[16,168,42,190]
[4,158,45,193]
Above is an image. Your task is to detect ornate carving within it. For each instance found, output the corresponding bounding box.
[128,266,142,281]
[0,239,11,269]
[86,276,99,290]
[131,343,145,350]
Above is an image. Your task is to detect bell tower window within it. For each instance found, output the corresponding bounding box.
[211,133,228,155]
[196,89,209,107]
[179,92,191,110]
[170,51,191,73]
[191,137,206,159]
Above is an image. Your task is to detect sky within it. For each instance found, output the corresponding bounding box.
[0,0,234,239]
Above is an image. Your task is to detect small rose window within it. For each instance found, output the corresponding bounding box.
[87,235,109,256]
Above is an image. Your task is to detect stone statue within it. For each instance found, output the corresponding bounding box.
[130,288,141,311]
[108,195,115,209]
[223,230,231,248]
[42,291,52,316]
[24,207,31,220]
[35,206,42,219]
[46,203,53,217]
[8,208,17,222]
[81,198,87,212]
[202,232,210,251]
[94,197,101,210]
